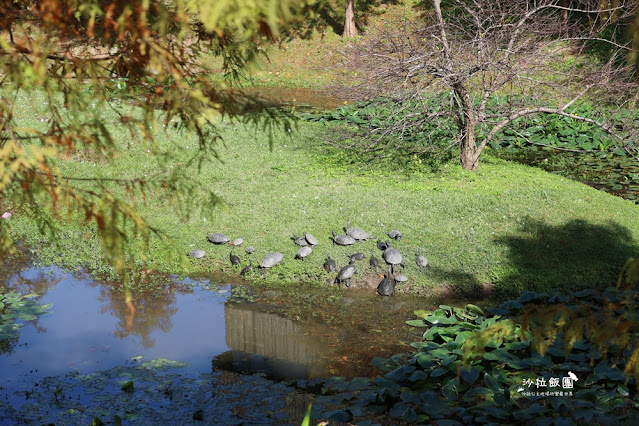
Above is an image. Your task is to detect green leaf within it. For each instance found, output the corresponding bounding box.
[500,300,523,310]
[415,353,436,369]
[403,408,417,423]
[441,355,457,366]
[428,348,452,359]
[430,367,449,377]
[425,314,458,325]
[420,399,446,415]
[455,331,474,344]
[406,320,428,327]
[390,402,409,418]
[385,365,416,381]
[484,373,501,392]
[466,304,484,316]
[121,381,134,393]
[325,410,352,423]
[409,370,429,381]
[372,357,394,371]
[574,408,595,421]
[461,367,480,384]
[193,409,204,421]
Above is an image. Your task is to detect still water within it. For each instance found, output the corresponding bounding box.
[0,263,424,405]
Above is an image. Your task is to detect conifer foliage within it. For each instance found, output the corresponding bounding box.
[0,1,304,272]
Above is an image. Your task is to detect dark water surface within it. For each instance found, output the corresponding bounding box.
[492,149,639,203]
[0,262,429,408]
[245,86,343,112]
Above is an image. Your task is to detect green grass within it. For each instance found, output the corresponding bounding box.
[6,91,639,299]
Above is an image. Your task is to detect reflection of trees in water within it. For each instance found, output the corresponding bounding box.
[99,283,192,348]
[0,264,63,298]
[0,335,19,355]
[0,264,61,353]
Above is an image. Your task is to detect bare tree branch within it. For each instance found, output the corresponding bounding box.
[337,0,639,169]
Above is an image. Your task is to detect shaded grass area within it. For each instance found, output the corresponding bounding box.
[6,91,639,299]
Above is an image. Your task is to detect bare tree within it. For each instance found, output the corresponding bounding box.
[344,0,639,170]
[343,0,358,37]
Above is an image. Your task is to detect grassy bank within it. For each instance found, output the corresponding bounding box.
[6,91,639,299]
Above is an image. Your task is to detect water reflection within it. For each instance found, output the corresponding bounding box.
[0,260,428,401]
[97,283,187,348]
[214,303,326,378]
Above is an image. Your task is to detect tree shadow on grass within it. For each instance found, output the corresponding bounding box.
[423,266,492,302]
[493,219,639,299]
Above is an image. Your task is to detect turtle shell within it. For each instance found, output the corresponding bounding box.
[304,232,318,246]
[294,234,308,246]
[347,226,369,241]
[334,233,356,246]
[394,274,409,283]
[209,233,230,244]
[377,275,394,296]
[387,229,402,240]
[416,254,428,269]
[337,264,356,280]
[296,246,313,259]
[324,255,337,272]
[383,247,403,265]
[188,249,205,259]
[260,252,284,268]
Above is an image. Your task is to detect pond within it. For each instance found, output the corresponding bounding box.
[492,149,639,203]
[0,260,432,413]
[245,86,344,112]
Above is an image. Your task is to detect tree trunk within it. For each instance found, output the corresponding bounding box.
[561,0,568,36]
[454,83,480,170]
[343,0,357,38]
[460,124,479,170]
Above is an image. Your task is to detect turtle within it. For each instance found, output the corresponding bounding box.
[387,229,403,240]
[335,260,356,288]
[394,274,409,284]
[259,252,284,269]
[245,246,255,255]
[188,249,205,259]
[416,248,428,271]
[377,239,390,251]
[350,252,365,262]
[332,230,355,246]
[369,254,380,269]
[304,232,318,248]
[231,238,244,247]
[209,233,230,244]
[240,261,253,277]
[293,233,309,247]
[295,246,313,261]
[383,247,404,274]
[230,251,241,266]
[377,273,394,296]
[324,255,337,272]
[346,221,370,243]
